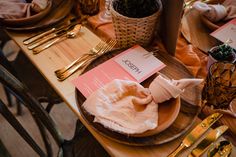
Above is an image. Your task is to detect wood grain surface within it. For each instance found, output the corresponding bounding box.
[6,21,235,156]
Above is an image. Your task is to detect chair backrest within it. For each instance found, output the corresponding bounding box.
[0,138,11,157]
[0,49,17,76]
[0,64,64,157]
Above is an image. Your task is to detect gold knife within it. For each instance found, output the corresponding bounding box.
[27,28,69,50]
[27,21,80,50]
[188,125,228,157]
[167,113,223,157]
[32,24,82,54]
[23,28,56,45]
[23,18,77,45]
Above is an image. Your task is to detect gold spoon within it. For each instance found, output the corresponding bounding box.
[207,140,232,157]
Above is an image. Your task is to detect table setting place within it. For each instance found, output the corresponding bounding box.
[181,0,236,53]
[72,45,235,156]
[1,0,236,157]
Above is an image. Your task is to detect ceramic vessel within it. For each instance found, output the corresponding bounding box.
[207,45,236,70]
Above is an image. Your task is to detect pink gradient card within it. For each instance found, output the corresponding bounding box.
[72,45,166,97]
[211,18,236,49]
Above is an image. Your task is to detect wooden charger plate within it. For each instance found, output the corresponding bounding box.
[76,48,201,146]
[5,0,74,31]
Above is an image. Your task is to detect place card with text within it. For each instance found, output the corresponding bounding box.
[72,45,166,97]
[211,18,236,49]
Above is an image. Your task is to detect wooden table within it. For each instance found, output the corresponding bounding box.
[5,19,236,156]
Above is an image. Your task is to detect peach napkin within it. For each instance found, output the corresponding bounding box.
[149,75,203,103]
[82,76,203,134]
[0,0,48,20]
[83,79,157,134]
[192,0,236,22]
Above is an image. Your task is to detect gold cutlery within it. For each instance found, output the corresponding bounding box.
[57,55,97,81]
[167,113,223,157]
[32,24,82,54]
[23,18,77,45]
[54,40,107,76]
[27,30,66,50]
[23,28,56,45]
[56,39,117,81]
[207,140,232,157]
[188,125,228,157]
[27,22,80,50]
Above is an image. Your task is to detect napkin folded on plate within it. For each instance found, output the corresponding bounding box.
[82,75,203,134]
[149,75,203,103]
[0,0,48,20]
[192,0,236,22]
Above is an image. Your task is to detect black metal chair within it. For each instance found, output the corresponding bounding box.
[0,64,109,157]
[0,48,62,115]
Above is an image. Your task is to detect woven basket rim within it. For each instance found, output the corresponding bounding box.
[111,0,162,20]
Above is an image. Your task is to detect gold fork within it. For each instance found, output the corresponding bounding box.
[54,40,107,76]
[56,39,117,81]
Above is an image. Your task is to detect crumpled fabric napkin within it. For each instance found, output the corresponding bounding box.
[193,1,227,22]
[223,0,236,20]
[0,0,48,20]
[82,76,203,134]
[192,0,236,22]
[149,75,203,103]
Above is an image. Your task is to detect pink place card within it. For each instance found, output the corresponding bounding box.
[72,45,166,98]
[211,18,236,49]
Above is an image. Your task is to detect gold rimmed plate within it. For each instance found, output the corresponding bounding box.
[75,48,201,146]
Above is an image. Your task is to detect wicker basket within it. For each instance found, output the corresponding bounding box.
[111,0,162,48]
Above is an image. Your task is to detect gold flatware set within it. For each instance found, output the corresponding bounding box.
[23,16,117,81]
[55,39,117,81]
[168,113,231,157]
[23,18,83,54]
[32,24,82,54]
[188,125,228,157]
